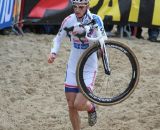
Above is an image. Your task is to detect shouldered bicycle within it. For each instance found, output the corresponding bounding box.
[64,20,140,106]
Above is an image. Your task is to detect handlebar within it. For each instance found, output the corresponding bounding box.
[64,19,103,42]
[84,25,102,42]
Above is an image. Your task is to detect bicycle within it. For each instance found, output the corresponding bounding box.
[64,20,140,106]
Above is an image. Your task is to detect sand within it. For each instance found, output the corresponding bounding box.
[0,32,160,130]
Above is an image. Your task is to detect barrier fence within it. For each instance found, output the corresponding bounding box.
[24,0,160,28]
[0,0,160,31]
[0,0,15,29]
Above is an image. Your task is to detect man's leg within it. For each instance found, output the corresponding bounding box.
[65,92,81,130]
[148,28,159,42]
[74,93,97,126]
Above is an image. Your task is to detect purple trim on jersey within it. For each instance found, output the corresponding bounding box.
[65,87,80,93]
[65,84,79,93]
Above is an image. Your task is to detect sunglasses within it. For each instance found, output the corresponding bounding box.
[72,4,87,10]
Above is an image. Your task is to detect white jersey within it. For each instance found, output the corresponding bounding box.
[51,10,106,87]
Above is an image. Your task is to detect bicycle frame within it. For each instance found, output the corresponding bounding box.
[84,23,111,75]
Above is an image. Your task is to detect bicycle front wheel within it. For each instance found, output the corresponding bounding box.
[76,40,140,106]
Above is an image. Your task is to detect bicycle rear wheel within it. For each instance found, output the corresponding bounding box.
[76,40,140,106]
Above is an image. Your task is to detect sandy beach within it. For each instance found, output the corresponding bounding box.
[0,32,160,130]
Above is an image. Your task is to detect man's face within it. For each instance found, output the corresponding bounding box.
[72,3,88,18]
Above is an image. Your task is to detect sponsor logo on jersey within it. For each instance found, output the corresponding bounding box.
[73,38,89,49]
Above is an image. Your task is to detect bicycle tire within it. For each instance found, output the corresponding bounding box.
[76,40,140,106]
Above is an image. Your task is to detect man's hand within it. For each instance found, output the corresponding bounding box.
[48,53,56,63]
[72,25,85,35]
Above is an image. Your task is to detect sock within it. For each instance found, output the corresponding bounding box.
[88,104,95,113]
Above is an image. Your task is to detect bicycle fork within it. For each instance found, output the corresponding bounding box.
[99,38,111,75]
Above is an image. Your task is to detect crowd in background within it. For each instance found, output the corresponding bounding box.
[0,23,159,43]
[105,24,160,42]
